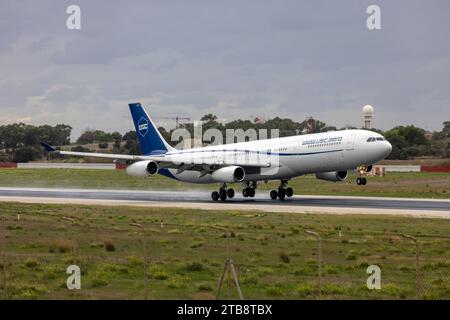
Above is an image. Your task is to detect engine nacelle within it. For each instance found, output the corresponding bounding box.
[126,160,159,177]
[211,166,245,183]
[315,170,348,182]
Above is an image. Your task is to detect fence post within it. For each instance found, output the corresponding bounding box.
[402,234,420,299]
[305,230,322,299]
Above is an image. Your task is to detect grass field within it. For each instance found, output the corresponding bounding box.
[0,168,449,198]
[0,202,448,300]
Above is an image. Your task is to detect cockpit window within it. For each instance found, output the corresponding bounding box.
[367,137,384,142]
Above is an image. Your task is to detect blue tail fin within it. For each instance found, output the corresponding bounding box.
[128,102,173,155]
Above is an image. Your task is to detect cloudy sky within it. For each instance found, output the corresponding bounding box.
[1,0,449,139]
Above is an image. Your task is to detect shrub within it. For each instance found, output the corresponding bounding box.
[265,285,283,297]
[278,252,290,263]
[295,283,315,297]
[49,239,74,253]
[184,261,204,272]
[149,266,169,280]
[8,283,48,299]
[322,283,344,294]
[103,239,115,252]
[167,276,189,289]
[190,241,204,249]
[24,258,39,269]
[197,283,213,292]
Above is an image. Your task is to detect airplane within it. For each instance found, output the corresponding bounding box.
[41,102,392,201]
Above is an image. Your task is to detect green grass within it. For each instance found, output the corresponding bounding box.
[0,168,449,198]
[0,202,448,299]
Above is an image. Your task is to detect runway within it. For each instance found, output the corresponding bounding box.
[0,187,449,218]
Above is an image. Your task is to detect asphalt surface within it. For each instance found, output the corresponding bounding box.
[0,187,448,212]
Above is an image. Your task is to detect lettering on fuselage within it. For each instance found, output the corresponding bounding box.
[302,136,342,146]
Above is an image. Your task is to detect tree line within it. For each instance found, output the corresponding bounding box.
[0,117,449,162]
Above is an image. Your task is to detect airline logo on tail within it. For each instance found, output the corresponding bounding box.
[138,117,149,137]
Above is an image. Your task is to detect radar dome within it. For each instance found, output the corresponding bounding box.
[363,105,374,115]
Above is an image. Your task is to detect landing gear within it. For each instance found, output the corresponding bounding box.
[356,165,368,186]
[356,177,367,185]
[242,181,256,198]
[211,191,219,201]
[270,190,278,200]
[270,180,293,200]
[285,187,293,197]
[278,187,286,200]
[211,184,234,201]
[219,188,227,201]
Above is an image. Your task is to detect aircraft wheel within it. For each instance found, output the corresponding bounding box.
[248,188,255,197]
[227,188,235,198]
[361,177,367,185]
[211,191,219,201]
[278,188,286,200]
[242,188,249,197]
[285,187,293,197]
[219,189,227,201]
[270,190,278,200]
[356,177,362,185]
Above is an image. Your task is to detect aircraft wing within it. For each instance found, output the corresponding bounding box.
[41,142,274,170]
[40,142,160,162]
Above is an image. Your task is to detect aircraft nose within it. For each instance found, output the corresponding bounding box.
[385,141,392,155]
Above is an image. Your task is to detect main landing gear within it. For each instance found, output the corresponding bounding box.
[211,184,235,201]
[242,181,256,198]
[270,180,293,200]
[356,164,368,186]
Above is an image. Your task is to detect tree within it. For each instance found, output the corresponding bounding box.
[77,130,96,144]
[13,146,41,162]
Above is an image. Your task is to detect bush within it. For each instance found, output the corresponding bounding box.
[71,145,90,152]
[184,261,204,272]
[13,146,42,162]
[190,241,204,249]
[98,142,108,149]
[149,266,169,280]
[49,239,74,253]
[265,285,283,297]
[103,239,115,252]
[197,283,213,292]
[167,277,189,289]
[295,283,315,297]
[278,252,290,263]
[322,283,344,295]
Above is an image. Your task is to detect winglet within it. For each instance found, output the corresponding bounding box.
[40,142,56,152]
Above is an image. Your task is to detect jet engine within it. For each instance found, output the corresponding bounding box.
[315,170,348,182]
[211,166,245,183]
[126,160,159,177]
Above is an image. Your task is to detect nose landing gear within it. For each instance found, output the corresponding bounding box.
[356,165,368,186]
[270,180,293,200]
[356,177,367,185]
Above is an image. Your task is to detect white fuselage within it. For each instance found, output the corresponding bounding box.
[158,129,392,184]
